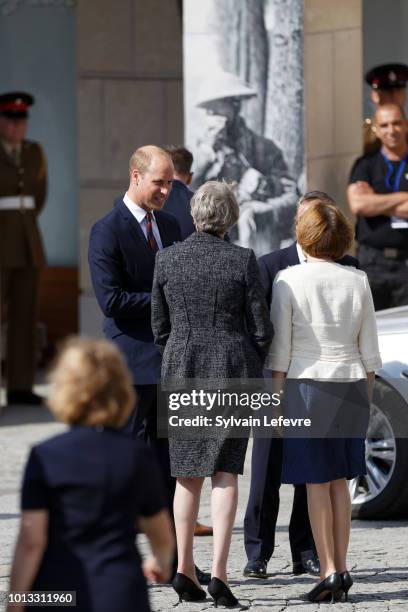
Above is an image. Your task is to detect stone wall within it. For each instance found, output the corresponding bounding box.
[304,0,363,215]
[78,0,183,335]
[78,0,364,334]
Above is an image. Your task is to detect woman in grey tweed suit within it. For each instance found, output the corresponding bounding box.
[151,181,272,604]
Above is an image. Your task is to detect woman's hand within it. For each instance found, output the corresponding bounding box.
[6,510,48,612]
[366,371,375,404]
[139,509,175,585]
[143,556,171,584]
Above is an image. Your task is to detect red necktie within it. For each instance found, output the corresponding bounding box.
[146,211,159,253]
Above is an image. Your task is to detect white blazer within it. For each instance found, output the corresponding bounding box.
[266,262,382,379]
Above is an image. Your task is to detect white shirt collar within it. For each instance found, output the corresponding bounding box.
[296,241,307,264]
[123,192,156,224]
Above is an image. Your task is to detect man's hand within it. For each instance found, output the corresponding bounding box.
[391,200,408,218]
[349,182,408,217]
[280,176,297,193]
[347,182,408,217]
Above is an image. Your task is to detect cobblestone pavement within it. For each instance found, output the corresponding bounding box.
[0,405,407,611]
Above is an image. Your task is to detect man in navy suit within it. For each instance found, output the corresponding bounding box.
[163,146,196,239]
[88,145,212,583]
[88,145,181,500]
[244,191,359,579]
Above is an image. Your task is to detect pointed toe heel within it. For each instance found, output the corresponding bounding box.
[172,572,206,603]
[208,577,247,609]
[307,572,342,603]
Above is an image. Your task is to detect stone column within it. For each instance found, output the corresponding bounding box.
[304,0,363,215]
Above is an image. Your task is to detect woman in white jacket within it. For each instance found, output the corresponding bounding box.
[267,201,381,603]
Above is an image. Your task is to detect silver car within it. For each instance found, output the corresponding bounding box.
[350,305,408,519]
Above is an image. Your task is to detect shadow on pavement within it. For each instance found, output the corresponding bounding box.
[0,404,56,427]
[351,589,408,602]
[353,519,408,528]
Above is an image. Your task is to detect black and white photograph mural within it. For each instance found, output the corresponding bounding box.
[184,0,304,256]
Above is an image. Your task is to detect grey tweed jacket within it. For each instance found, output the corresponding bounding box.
[151,231,273,381]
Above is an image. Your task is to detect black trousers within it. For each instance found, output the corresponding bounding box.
[1,267,39,392]
[244,436,315,563]
[124,384,176,515]
[358,244,408,310]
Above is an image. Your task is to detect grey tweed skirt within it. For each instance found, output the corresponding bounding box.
[169,438,249,478]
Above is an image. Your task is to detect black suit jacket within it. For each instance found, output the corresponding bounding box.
[258,242,359,309]
[88,198,181,384]
[163,179,195,240]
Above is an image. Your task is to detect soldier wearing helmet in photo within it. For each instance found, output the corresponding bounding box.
[193,70,298,256]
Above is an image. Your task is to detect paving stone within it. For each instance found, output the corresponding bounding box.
[0,415,407,611]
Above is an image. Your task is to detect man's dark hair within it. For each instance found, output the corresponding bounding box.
[165,146,193,176]
[298,190,336,207]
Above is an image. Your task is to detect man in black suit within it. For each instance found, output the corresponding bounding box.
[243,191,359,579]
[163,146,196,239]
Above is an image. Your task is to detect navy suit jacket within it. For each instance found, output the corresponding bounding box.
[163,179,195,240]
[258,242,359,309]
[88,198,181,384]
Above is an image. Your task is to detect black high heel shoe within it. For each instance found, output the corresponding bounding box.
[208,577,248,609]
[340,571,353,601]
[172,573,206,604]
[307,572,342,603]
[332,570,354,602]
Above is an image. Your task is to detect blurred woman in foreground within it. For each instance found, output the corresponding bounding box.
[7,338,174,612]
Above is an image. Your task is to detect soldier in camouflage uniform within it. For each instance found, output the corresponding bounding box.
[0,92,47,405]
[193,70,298,256]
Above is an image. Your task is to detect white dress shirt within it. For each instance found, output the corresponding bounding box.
[123,192,163,250]
[266,261,382,379]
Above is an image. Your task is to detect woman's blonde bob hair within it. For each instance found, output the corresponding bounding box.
[190,180,239,235]
[47,337,135,427]
[296,201,354,260]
